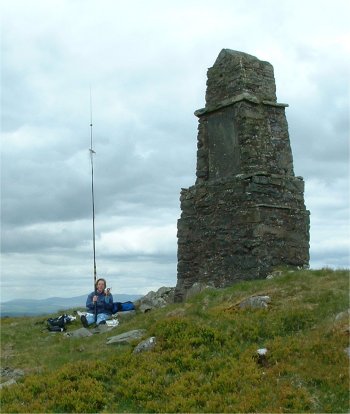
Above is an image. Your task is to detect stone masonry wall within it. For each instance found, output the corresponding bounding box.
[175,49,310,302]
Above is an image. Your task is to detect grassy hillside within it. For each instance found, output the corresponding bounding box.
[1,269,349,413]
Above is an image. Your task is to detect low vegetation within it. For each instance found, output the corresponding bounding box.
[1,268,349,413]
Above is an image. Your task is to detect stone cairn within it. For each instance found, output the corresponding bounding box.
[175,49,310,302]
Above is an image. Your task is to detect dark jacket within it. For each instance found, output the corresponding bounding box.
[86,290,114,315]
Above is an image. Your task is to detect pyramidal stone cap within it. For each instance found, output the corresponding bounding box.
[205,49,277,108]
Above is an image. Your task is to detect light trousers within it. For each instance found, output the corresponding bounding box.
[85,312,110,325]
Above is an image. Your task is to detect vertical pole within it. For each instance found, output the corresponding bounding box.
[89,88,97,322]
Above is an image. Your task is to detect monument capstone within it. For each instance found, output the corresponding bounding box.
[175,49,310,302]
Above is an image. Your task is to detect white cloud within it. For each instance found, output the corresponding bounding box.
[1,0,349,300]
[98,224,177,256]
[305,178,350,268]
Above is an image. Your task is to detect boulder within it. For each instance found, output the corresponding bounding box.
[106,329,146,345]
[135,287,175,312]
[184,282,215,300]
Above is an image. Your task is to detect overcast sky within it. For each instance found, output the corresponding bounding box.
[1,0,349,302]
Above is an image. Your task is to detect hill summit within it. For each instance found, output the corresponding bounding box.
[1,268,349,413]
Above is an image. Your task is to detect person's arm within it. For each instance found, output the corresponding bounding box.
[86,292,95,311]
[104,293,113,311]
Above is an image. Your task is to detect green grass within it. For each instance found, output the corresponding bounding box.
[1,269,349,413]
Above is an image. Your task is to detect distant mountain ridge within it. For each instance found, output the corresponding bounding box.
[0,293,142,317]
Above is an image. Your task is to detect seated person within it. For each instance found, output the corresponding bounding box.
[81,278,113,327]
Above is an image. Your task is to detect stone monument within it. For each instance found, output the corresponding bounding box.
[175,49,310,302]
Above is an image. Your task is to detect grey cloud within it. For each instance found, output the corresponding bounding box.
[1,0,349,301]
[1,221,90,254]
[310,246,350,269]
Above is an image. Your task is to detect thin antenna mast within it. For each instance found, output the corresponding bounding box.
[89,88,97,291]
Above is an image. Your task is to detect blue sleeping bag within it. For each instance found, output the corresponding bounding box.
[112,301,135,313]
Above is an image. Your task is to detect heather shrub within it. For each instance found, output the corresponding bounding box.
[1,269,349,413]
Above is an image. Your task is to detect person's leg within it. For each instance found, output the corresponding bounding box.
[96,313,109,325]
[86,313,97,324]
[81,313,95,327]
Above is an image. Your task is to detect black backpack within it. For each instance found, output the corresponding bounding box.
[47,314,68,332]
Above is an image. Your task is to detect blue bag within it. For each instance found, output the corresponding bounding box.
[112,301,135,314]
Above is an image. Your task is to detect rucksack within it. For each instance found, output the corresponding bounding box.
[112,301,135,314]
[47,314,71,332]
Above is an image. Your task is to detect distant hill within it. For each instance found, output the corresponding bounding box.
[0,293,142,317]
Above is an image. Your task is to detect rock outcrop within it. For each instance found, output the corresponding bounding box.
[135,287,175,312]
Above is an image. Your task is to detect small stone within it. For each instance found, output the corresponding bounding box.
[239,296,271,309]
[0,379,17,389]
[257,348,268,355]
[133,337,157,354]
[335,309,350,321]
[64,328,93,338]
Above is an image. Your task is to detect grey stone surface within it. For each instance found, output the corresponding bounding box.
[184,282,214,301]
[63,323,119,338]
[0,378,17,388]
[135,286,175,312]
[114,310,136,319]
[239,295,271,309]
[0,367,25,380]
[106,329,146,345]
[334,309,350,321]
[64,328,93,338]
[133,337,157,354]
[175,49,310,302]
[0,367,25,389]
[91,324,116,334]
[206,50,277,108]
[345,347,350,358]
[266,270,283,279]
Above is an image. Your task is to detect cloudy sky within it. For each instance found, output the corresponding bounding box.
[1,0,349,302]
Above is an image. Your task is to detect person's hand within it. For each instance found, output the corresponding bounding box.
[93,295,98,302]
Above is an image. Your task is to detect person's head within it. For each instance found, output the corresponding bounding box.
[95,278,107,293]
